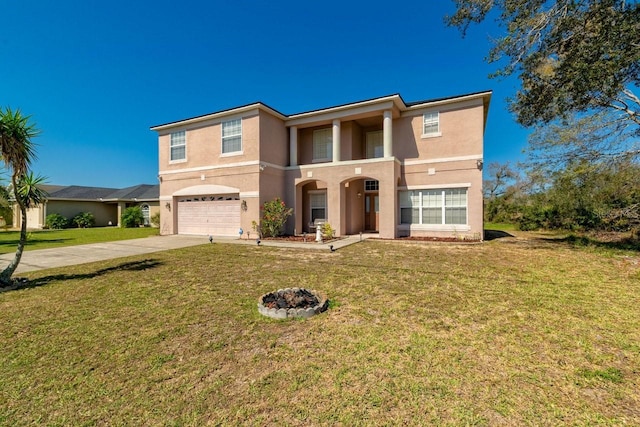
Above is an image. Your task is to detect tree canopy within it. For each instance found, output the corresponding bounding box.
[447,0,640,139]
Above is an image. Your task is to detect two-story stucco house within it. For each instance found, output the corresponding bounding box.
[151,91,491,240]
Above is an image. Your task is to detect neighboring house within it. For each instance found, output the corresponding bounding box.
[13,184,160,229]
[151,91,491,239]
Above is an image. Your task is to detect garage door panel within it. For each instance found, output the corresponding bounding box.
[177,198,240,236]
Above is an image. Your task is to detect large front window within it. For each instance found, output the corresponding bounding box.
[309,191,327,221]
[313,128,332,162]
[222,119,242,154]
[400,188,467,225]
[170,131,186,162]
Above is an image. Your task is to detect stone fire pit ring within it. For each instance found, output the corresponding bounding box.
[258,287,329,319]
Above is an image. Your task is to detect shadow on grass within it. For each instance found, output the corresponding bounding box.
[484,229,515,241]
[4,259,164,292]
[0,238,72,247]
[547,234,640,252]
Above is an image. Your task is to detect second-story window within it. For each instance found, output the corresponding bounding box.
[313,128,332,162]
[170,131,186,162]
[422,112,440,137]
[222,119,242,154]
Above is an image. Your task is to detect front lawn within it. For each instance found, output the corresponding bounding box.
[0,236,638,425]
[0,227,159,254]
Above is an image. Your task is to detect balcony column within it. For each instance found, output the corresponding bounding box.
[383,110,393,158]
[332,119,341,162]
[289,126,298,166]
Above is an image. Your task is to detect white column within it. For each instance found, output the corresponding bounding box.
[332,119,341,162]
[289,126,298,166]
[383,110,393,158]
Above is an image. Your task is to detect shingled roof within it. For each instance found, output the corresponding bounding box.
[101,184,159,201]
[45,184,158,202]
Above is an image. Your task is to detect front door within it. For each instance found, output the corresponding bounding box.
[364,193,379,232]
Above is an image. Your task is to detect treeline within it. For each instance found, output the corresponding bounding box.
[484,160,640,233]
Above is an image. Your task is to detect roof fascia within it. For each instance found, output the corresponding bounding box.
[150,103,286,132]
[286,96,405,127]
[404,91,492,112]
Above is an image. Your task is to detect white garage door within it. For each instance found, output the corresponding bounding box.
[177,196,240,236]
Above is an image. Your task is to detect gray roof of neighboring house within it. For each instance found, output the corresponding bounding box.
[45,184,159,202]
[101,184,159,201]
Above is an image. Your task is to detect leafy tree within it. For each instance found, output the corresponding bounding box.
[483,162,522,222]
[260,198,293,237]
[121,206,144,228]
[0,108,46,285]
[447,0,640,160]
[45,213,69,229]
[506,160,640,232]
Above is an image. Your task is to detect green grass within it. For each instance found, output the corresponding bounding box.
[0,227,159,254]
[0,235,639,425]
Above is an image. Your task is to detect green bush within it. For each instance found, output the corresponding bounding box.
[260,198,292,237]
[321,222,335,240]
[121,206,144,228]
[72,212,95,228]
[45,213,69,229]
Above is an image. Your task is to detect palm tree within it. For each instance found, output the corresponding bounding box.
[0,107,42,285]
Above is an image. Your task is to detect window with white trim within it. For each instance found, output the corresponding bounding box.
[309,191,327,222]
[399,188,467,225]
[313,128,332,162]
[170,131,186,161]
[141,204,150,226]
[422,112,440,136]
[222,119,242,154]
[365,130,383,159]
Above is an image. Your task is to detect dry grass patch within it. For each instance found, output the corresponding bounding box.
[0,237,638,425]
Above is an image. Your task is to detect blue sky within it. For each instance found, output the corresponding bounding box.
[1,0,528,188]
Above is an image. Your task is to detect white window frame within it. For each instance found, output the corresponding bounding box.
[309,190,327,222]
[141,204,150,226]
[399,188,468,228]
[221,118,242,155]
[422,112,441,138]
[170,130,186,163]
[312,128,332,163]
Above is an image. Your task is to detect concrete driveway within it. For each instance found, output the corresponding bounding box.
[0,235,209,274]
[0,233,368,275]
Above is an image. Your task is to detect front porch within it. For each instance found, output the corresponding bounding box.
[289,158,401,239]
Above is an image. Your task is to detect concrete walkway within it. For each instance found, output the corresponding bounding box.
[1,233,372,274]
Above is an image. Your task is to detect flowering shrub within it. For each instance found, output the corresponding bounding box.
[260,198,293,237]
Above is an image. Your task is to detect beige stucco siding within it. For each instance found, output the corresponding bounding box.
[395,100,484,161]
[158,111,262,171]
[258,111,288,166]
[47,201,118,227]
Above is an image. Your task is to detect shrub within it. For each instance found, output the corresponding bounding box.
[121,206,144,228]
[72,212,95,228]
[150,211,160,227]
[321,222,335,240]
[45,213,69,229]
[260,198,292,237]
